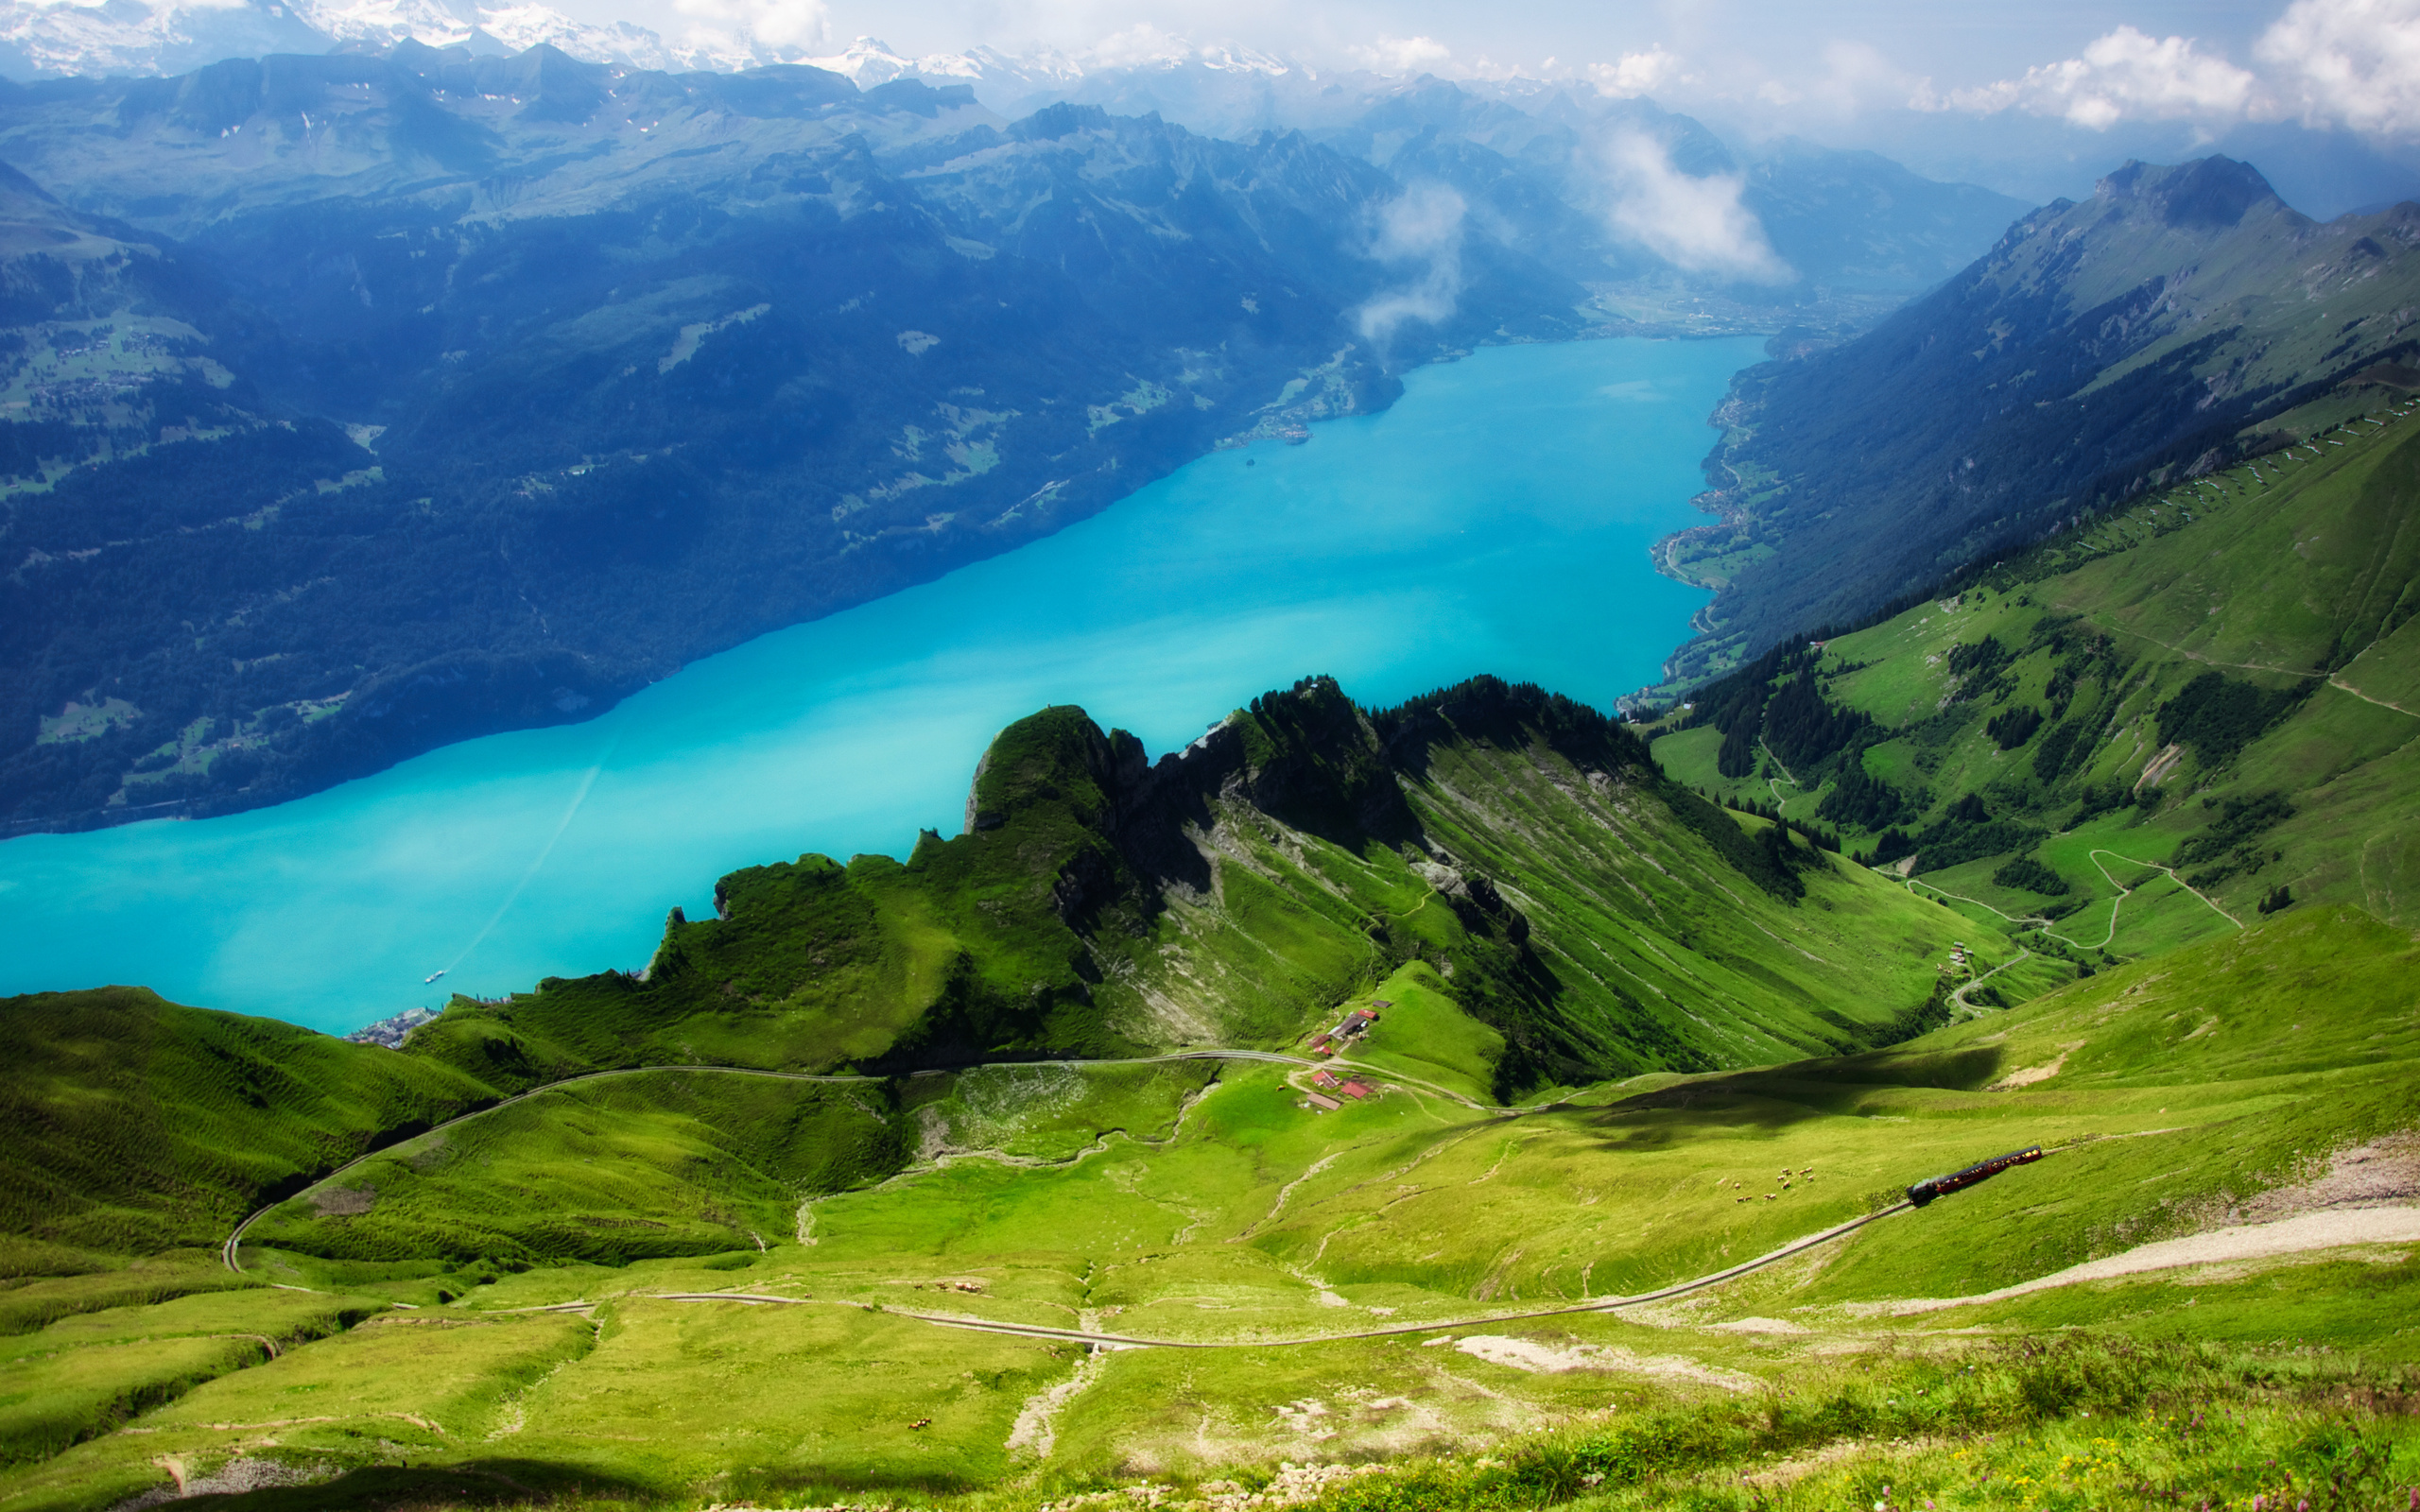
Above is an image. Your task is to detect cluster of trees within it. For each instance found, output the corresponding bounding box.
[1945,634,2018,703]
[1815,747,1918,831]
[1721,793,1844,853]
[2177,790,2297,889]
[1985,705,2044,749]
[2159,674,2309,767]
[1863,793,2045,876]
[1990,854,2070,896]
[2031,721,2089,784]
[1761,673,1873,771]
[1670,542,2324,916]
[1686,640,1872,782]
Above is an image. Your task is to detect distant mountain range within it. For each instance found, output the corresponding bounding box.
[1658,155,2420,687]
[0,38,2030,833]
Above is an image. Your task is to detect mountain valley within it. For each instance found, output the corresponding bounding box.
[0,11,2416,1506]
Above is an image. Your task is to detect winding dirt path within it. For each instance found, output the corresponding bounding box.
[641,1200,1920,1351]
[1897,843,2238,963]
[1951,948,2031,1014]
[2083,848,2242,932]
[220,1052,1316,1272]
[219,1049,1574,1274]
[1858,1204,2420,1316]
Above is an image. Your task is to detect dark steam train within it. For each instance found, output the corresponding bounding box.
[1906,1144,2043,1207]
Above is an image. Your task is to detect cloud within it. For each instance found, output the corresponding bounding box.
[1951,26,2256,130]
[1588,46,1678,97]
[675,0,824,54]
[1083,22,1193,68]
[1926,4,2420,144]
[2256,0,2420,137]
[1601,132,1792,284]
[1353,33,1450,75]
[1354,180,1466,344]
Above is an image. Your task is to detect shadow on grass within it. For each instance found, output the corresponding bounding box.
[1573,1045,2012,1150]
[166,1453,1013,1511]
[175,1459,658,1510]
[727,1467,991,1503]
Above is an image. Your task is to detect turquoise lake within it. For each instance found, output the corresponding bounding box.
[0,336,1757,1033]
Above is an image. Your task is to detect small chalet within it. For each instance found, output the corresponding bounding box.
[1326,1007,1380,1040]
[1305,1091,1342,1111]
[1310,1069,1340,1090]
[1338,1079,1373,1100]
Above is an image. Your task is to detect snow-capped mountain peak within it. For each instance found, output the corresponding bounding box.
[0,1,1320,93]
[800,36,1080,93]
[0,0,760,77]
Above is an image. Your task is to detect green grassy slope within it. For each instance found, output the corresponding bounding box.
[237,1070,905,1267]
[1,905,2410,1510]
[5,672,2414,1509]
[0,988,497,1254]
[1652,389,2420,964]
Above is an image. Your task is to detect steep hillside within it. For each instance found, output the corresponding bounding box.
[0,987,494,1255]
[1663,156,2420,682]
[1653,383,2420,965]
[0,46,1582,835]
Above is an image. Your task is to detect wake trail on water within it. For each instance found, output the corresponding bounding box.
[438,736,620,980]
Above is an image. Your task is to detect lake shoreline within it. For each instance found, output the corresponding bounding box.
[0,337,1761,1035]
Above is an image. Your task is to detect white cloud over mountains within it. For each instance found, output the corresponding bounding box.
[1351,33,1446,74]
[675,0,823,56]
[1354,180,1466,343]
[1600,132,1791,284]
[2257,0,2420,136]
[1951,26,2256,130]
[1938,0,2420,139]
[7,0,2419,173]
[1587,46,1678,98]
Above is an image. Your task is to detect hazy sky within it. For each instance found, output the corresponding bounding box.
[575,0,2420,210]
[611,0,2398,133]
[794,0,2291,86]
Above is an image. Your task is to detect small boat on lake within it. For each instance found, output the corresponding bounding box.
[424,969,447,984]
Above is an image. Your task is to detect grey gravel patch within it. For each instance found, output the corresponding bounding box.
[2242,1134,2420,1222]
[110,1456,332,1510]
[309,1184,376,1217]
